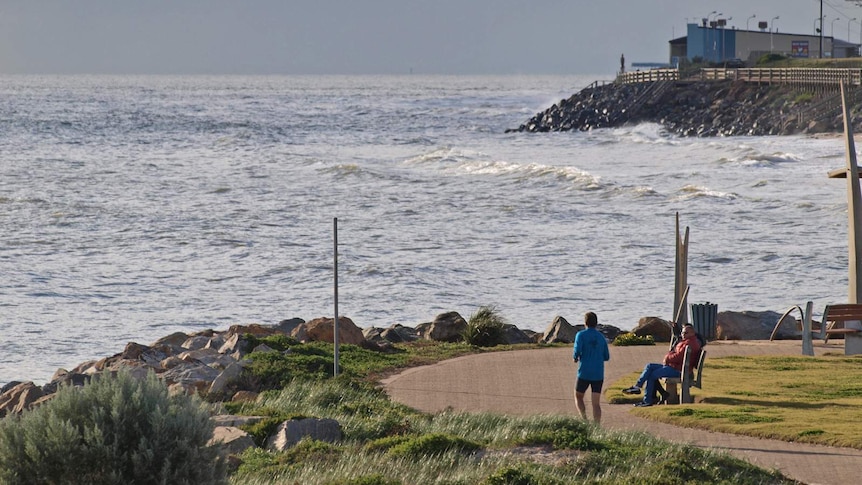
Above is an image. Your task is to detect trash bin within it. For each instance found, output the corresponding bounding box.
[690,302,717,341]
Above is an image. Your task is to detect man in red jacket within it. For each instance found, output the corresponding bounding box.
[622,324,702,407]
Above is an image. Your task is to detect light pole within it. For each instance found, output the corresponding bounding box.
[721,17,733,61]
[815,16,824,35]
[833,17,840,38]
[771,16,780,52]
[850,18,857,42]
[710,12,723,61]
[748,14,756,31]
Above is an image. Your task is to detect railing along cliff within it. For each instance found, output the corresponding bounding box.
[617,69,679,84]
[619,67,862,90]
[700,67,862,89]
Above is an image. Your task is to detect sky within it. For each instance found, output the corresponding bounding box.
[0,0,860,75]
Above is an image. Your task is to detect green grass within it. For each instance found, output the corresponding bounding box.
[229,393,796,484]
[609,355,862,448]
[228,372,798,484]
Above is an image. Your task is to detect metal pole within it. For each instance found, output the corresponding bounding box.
[333,217,340,376]
[820,0,824,58]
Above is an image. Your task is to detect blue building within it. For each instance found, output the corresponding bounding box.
[669,20,859,66]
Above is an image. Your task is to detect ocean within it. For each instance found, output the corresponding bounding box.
[0,74,853,386]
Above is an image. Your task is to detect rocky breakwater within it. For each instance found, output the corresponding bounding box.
[508,79,862,137]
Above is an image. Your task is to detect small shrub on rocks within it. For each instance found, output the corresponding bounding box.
[463,306,506,347]
[0,370,226,485]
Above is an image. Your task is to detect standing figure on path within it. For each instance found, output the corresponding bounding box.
[573,311,611,422]
[622,323,702,407]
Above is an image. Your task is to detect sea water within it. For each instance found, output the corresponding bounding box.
[0,74,852,385]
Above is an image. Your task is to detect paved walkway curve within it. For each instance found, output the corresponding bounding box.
[382,340,862,485]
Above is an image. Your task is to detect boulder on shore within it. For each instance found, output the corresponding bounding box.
[717,310,797,340]
[633,317,674,342]
[541,316,576,344]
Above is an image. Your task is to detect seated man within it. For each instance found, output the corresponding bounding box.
[622,324,702,407]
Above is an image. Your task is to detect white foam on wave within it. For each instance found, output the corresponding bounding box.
[719,149,802,168]
[676,184,738,200]
[403,147,604,189]
[600,122,682,146]
[455,159,602,189]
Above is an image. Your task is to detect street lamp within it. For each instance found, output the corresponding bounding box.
[748,14,756,31]
[710,12,723,61]
[771,16,780,52]
[850,18,857,41]
[833,17,840,37]
[721,17,733,61]
[815,16,825,35]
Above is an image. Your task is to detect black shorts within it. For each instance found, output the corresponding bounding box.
[575,378,604,394]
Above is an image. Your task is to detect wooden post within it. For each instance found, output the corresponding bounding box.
[673,213,690,330]
[841,81,862,304]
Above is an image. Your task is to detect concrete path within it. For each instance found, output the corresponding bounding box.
[382,340,862,485]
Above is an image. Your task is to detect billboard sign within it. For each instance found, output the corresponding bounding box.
[791,41,810,58]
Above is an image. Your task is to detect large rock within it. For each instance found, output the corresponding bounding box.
[501,324,533,345]
[265,418,342,451]
[292,317,365,345]
[0,382,43,417]
[382,324,419,343]
[717,310,795,340]
[597,324,622,341]
[541,316,576,343]
[209,427,256,456]
[209,361,248,395]
[633,317,674,342]
[274,318,305,335]
[423,312,468,342]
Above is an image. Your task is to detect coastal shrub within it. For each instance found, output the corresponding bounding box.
[244,333,300,351]
[483,464,563,485]
[794,92,815,104]
[247,344,333,388]
[519,417,602,451]
[462,305,506,347]
[612,333,655,346]
[0,370,226,485]
[387,433,480,458]
[254,380,422,441]
[234,439,341,479]
[756,53,787,65]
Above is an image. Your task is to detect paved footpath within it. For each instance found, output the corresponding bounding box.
[382,340,862,485]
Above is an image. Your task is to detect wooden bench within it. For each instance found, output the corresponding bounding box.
[821,304,862,355]
[660,346,706,404]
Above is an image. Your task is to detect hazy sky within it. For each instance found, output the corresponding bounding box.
[0,0,859,75]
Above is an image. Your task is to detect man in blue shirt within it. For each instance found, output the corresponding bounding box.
[573,311,611,423]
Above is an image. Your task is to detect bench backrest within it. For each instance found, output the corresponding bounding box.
[691,349,706,389]
[823,304,862,322]
[820,304,862,340]
[680,346,706,389]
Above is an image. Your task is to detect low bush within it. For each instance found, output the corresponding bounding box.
[463,305,507,347]
[612,333,655,346]
[387,433,480,458]
[0,370,226,485]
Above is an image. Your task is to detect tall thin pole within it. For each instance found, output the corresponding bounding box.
[820,0,823,59]
[333,217,340,376]
[840,82,862,303]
